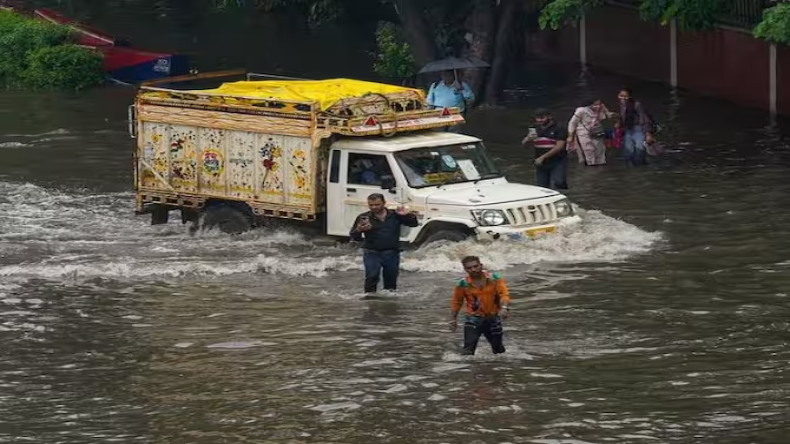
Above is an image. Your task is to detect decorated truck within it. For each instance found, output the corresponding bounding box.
[129,71,581,246]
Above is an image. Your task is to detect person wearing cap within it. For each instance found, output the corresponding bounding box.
[521,109,569,190]
[427,70,474,132]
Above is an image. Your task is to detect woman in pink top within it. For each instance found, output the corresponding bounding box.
[566,99,615,166]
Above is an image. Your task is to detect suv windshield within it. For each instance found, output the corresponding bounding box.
[394,142,503,188]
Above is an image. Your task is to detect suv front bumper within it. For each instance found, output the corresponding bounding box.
[475,215,582,241]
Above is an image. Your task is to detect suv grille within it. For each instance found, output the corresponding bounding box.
[505,203,557,226]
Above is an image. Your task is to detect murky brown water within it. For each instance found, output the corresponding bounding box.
[2,3,790,444]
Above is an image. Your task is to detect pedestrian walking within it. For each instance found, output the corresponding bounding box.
[567,99,614,166]
[521,109,568,190]
[349,193,419,293]
[449,256,511,355]
[617,87,655,166]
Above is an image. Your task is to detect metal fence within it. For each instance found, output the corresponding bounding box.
[719,0,772,29]
[606,0,772,30]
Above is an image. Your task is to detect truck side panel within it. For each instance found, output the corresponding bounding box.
[137,118,316,213]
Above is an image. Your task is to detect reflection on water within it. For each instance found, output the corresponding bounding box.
[2,4,790,443]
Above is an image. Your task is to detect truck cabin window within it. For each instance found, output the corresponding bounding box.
[394,142,502,188]
[347,153,394,186]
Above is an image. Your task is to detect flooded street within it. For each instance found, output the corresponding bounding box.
[3,6,790,443]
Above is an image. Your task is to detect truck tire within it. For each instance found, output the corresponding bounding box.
[150,206,170,225]
[201,205,252,235]
[421,229,468,246]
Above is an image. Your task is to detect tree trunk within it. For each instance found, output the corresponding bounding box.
[484,0,521,105]
[392,0,436,65]
[460,0,496,105]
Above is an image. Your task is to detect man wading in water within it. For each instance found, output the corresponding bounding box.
[350,193,419,293]
[521,109,569,190]
[449,256,511,355]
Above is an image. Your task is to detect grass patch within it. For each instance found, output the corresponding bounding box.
[0,9,105,90]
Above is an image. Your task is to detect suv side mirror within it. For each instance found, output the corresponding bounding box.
[380,176,396,192]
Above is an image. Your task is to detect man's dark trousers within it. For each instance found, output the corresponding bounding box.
[363,249,400,293]
[462,315,505,355]
[535,157,568,190]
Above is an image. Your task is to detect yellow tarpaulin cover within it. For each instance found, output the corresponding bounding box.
[188,79,425,111]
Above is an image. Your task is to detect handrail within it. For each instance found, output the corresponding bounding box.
[140,69,247,87]
[246,72,312,81]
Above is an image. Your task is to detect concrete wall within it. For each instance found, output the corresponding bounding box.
[527,3,783,116]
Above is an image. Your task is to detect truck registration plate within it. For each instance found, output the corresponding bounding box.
[525,226,556,237]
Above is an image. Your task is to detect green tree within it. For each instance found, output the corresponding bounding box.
[538,0,603,31]
[371,21,416,82]
[638,0,731,30]
[0,10,104,90]
[538,0,790,45]
[238,0,521,105]
[754,2,790,45]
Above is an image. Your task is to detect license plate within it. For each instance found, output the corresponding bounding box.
[526,226,556,237]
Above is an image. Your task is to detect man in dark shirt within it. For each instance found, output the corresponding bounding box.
[350,193,419,293]
[521,109,568,190]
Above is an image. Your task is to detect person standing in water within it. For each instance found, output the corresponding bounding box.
[449,256,511,355]
[427,70,475,133]
[521,109,568,190]
[617,88,655,166]
[350,193,419,293]
[567,99,614,166]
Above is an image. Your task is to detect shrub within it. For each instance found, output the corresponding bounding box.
[371,21,416,82]
[754,3,790,45]
[23,44,105,90]
[0,10,105,90]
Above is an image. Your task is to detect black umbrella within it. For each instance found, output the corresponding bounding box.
[418,56,491,74]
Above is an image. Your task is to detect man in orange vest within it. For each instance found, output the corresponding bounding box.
[449,255,512,355]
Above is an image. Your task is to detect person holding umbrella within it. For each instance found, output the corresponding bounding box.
[426,70,474,124]
[420,56,489,133]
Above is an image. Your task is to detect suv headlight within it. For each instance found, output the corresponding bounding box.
[471,209,507,226]
[554,199,574,218]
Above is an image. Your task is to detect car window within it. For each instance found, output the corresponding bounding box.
[347,153,393,186]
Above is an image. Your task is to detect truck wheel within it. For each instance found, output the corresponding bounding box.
[421,229,468,246]
[201,205,252,235]
[150,206,170,225]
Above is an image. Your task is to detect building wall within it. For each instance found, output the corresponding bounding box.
[586,6,670,84]
[526,3,784,116]
[526,22,579,63]
[677,28,769,110]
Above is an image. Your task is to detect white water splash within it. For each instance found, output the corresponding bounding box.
[0,181,663,283]
[0,142,29,148]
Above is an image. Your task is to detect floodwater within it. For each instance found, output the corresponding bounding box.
[2,4,790,444]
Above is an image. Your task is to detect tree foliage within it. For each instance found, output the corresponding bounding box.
[371,21,416,81]
[538,0,602,30]
[23,44,105,90]
[253,0,342,26]
[638,0,730,30]
[0,10,105,90]
[539,0,790,45]
[753,2,790,45]
[539,0,730,30]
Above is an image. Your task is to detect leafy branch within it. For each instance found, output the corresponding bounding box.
[371,21,416,81]
[754,2,790,45]
[540,0,790,45]
[539,0,604,30]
